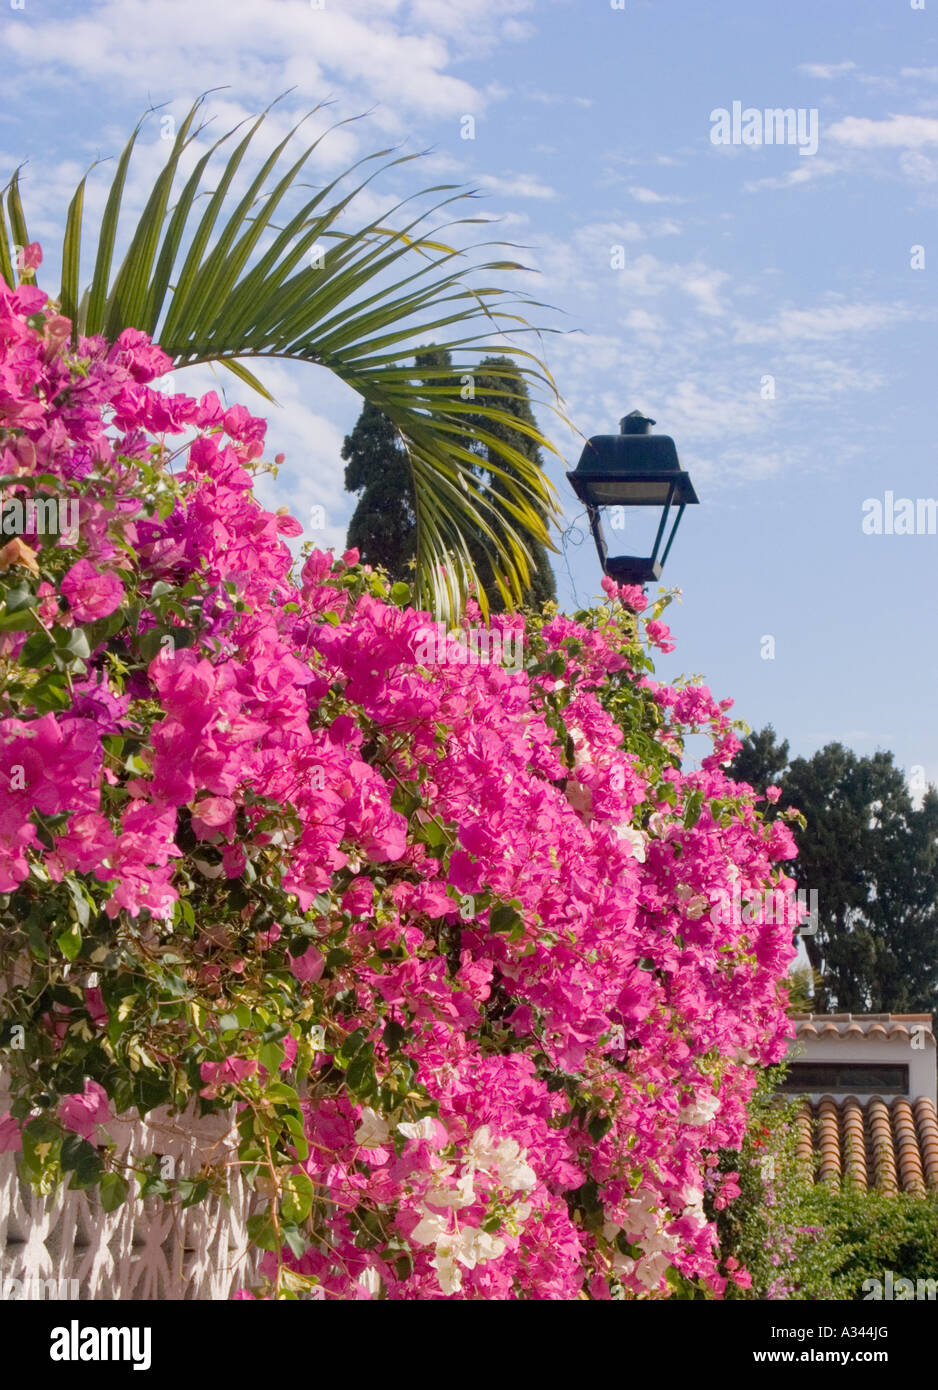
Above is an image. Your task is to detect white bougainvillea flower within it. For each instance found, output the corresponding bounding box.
[357,1267,382,1298]
[410,1209,451,1246]
[680,1091,720,1127]
[431,1252,462,1294]
[493,1137,537,1192]
[464,1126,537,1193]
[613,824,646,862]
[354,1106,390,1148]
[397,1117,438,1142]
[424,1171,476,1209]
[452,1224,506,1269]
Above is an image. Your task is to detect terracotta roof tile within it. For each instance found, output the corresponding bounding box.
[794,1095,938,1195]
[792,1012,934,1040]
[914,1097,938,1188]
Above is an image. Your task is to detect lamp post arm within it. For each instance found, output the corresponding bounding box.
[585,503,609,573]
[658,502,687,570]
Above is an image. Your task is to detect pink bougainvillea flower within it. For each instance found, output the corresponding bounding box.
[60,559,125,622]
[199,1058,259,1097]
[0,1111,22,1153]
[16,242,42,273]
[58,1079,110,1141]
[289,946,325,984]
[644,619,676,653]
[341,877,374,916]
[0,266,799,1302]
[190,795,237,840]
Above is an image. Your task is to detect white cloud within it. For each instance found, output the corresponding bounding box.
[659,379,768,444]
[900,150,938,182]
[0,0,497,123]
[735,299,913,344]
[474,172,556,199]
[828,114,938,147]
[680,267,730,317]
[628,186,686,205]
[744,158,839,192]
[623,308,664,335]
[409,0,535,52]
[502,19,536,42]
[798,60,857,79]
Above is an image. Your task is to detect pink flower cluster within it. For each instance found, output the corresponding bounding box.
[0,261,797,1299]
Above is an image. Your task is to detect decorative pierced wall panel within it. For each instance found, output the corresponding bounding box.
[0,1087,259,1300]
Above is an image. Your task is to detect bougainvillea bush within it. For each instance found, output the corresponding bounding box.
[0,250,800,1300]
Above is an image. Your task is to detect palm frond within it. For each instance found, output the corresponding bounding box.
[4,97,569,617]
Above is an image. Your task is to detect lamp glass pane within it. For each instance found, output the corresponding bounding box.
[587,478,676,505]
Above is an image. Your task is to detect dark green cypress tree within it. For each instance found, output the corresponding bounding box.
[342,348,456,581]
[342,400,417,580]
[461,355,557,611]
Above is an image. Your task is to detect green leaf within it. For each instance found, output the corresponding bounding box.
[258,1040,285,1074]
[280,1171,314,1225]
[6,171,31,280]
[19,630,54,664]
[56,923,82,960]
[0,606,38,633]
[61,1133,104,1188]
[281,1224,308,1260]
[346,1053,376,1096]
[264,1081,300,1105]
[281,1111,309,1161]
[489,902,523,934]
[338,1027,366,1060]
[219,357,276,403]
[99,1171,130,1213]
[61,166,90,326]
[3,584,33,614]
[0,185,14,289]
[64,628,91,660]
[66,878,91,928]
[177,1177,210,1209]
[382,1018,407,1053]
[246,1211,280,1252]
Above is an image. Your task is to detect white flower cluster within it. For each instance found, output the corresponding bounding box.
[605,1185,705,1294]
[679,1089,721,1128]
[412,1124,538,1296]
[351,1114,538,1294]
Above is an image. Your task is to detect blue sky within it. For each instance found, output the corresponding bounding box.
[2,0,937,786]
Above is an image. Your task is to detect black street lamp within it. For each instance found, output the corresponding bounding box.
[567,411,699,584]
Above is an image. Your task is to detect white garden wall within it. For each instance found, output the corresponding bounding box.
[0,1086,258,1300]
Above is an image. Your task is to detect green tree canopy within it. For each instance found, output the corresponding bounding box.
[731,727,938,1013]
